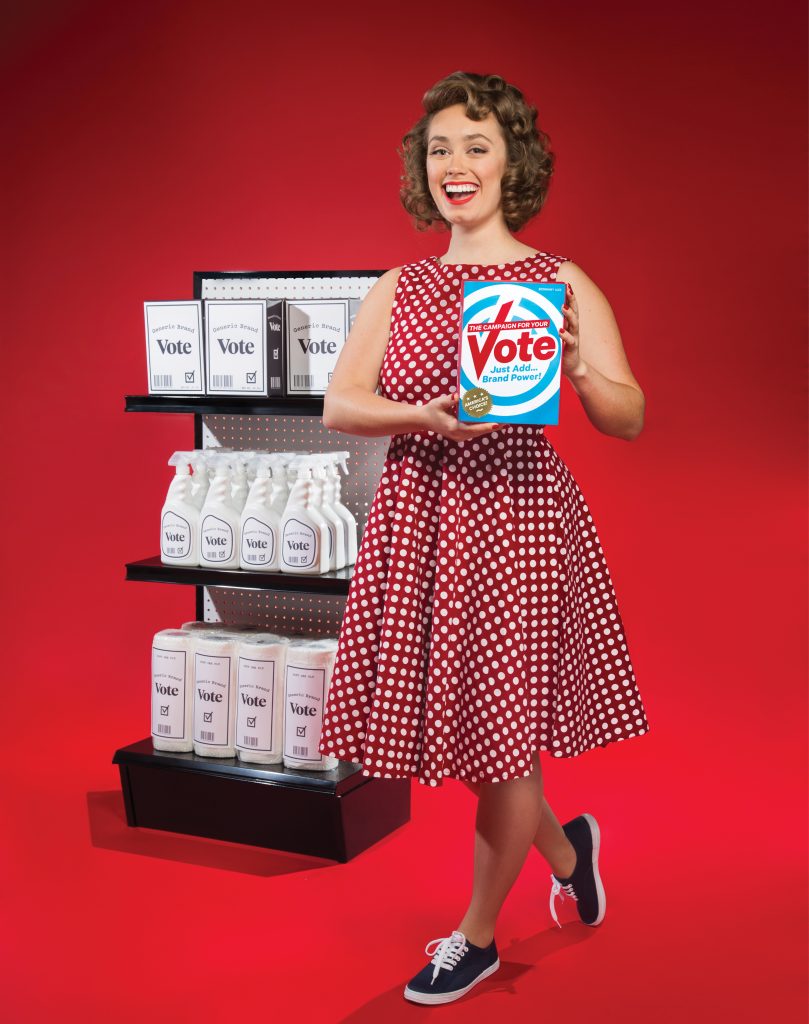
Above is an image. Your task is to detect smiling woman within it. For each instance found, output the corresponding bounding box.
[318,69,651,1007]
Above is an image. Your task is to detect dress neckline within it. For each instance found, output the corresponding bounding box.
[430,250,542,270]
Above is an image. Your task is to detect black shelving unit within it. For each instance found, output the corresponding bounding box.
[114,378,410,862]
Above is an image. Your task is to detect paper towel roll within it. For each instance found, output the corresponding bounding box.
[151,628,194,752]
[235,634,289,765]
[192,634,238,757]
[282,638,339,772]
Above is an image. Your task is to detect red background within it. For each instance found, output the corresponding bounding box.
[2,0,806,1020]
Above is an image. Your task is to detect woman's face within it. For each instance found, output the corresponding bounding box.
[425,103,509,228]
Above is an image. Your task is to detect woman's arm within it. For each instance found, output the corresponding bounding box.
[555,261,646,441]
[322,268,428,438]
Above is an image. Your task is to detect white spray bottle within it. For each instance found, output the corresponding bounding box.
[160,452,200,566]
[310,455,344,571]
[239,454,282,571]
[272,452,310,517]
[189,450,211,510]
[230,451,255,512]
[279,455,330,574]
[326,451,359,566]
[199,454,241,569]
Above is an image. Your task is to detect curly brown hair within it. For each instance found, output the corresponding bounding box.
[398,71,556,234]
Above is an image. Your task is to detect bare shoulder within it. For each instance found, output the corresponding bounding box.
[553,259,643,394]
[554,258,599,292]
[366,265,403,299]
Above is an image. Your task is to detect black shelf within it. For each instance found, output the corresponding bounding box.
[125,394,325,416]
[113,738,410,862]
[125,556,353,594]
[114,737,366,792]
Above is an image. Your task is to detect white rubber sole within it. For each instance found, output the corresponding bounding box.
[581,812,606,926]
[403,958,501,1005]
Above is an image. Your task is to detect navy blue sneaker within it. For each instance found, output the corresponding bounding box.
[403,929,500,1005]
[549,812,606,927]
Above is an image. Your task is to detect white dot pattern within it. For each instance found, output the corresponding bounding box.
[318,252,650,787]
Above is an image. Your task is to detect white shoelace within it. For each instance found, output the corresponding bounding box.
[425,929,469,983]
[549,872,578,928]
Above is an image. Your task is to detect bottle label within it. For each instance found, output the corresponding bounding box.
[236,657,278,752]
[200,514,234,563]
[282,518,316,568]
[241,516,275,566]
[151,647,188,739]
[161,510,192,559]
[284,663,326,761]
[194,653,232,746]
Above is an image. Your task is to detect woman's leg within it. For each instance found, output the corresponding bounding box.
[454,750,545,948]
[460,770,577,879]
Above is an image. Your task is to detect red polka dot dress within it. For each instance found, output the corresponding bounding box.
[318,252,650,787]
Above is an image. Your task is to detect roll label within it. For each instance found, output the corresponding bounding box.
[151,647,187,739]
[236,657,277,752]
[284,664,326,761]
[194,653,232,746]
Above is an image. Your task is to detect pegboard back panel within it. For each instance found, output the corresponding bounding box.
[203,587,348,637]
[198,274,382,301]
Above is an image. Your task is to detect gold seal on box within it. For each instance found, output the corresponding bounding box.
[461,387,493,418]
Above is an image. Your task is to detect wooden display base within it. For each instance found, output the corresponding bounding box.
[112,738,411,862]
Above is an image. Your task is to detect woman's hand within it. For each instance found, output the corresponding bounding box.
[561,282,586,378]
[419,393,508,441]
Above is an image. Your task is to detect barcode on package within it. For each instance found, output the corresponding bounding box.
[156,724,172,735]
[200,730,215,742]
[293,374,314,388]
[212,375,233,388]
[153,374,172,388]
[242,735,258,747]
[293,744,309,756]
[270,376,280,389]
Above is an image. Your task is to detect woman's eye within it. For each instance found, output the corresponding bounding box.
[430,148,448,156]
[470,147,487,154]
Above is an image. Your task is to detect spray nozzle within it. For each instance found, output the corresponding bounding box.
[168,451,195,475]
[322,450,351,475]
[206,452,235,476]
[247,453,286,477]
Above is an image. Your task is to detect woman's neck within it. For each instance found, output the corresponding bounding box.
[438,223,536,266]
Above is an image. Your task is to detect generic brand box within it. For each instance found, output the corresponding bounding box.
[286,299,349,396]
[144,301,205,394]
[457,280,565,425]
[205,299,271,395]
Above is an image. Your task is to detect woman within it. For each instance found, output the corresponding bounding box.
[318,70,651,1005]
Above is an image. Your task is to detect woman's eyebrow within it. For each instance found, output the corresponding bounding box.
[428,133,492,144]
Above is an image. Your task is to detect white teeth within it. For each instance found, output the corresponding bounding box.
[445,183,478,193]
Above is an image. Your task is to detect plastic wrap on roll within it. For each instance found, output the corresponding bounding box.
[192,634,238,757]
[282,637,339,772]
[235,634,289,765]
[151,628,194,752]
